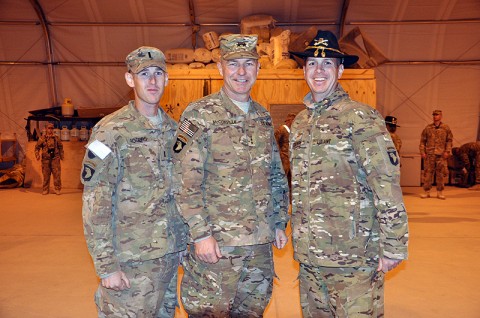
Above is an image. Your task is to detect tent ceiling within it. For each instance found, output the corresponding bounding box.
[1,0,479,159]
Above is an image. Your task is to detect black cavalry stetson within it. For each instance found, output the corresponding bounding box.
[385,115,400,127]
[289,30,359,66]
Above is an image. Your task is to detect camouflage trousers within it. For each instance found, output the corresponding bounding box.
[423,155,447,191]
[41,158,61,192]
[299,263,384,318]
[181,243,275,318]
[95,252,180,318]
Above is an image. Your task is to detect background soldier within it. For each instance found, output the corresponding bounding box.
[385,115,402,155]
[274,112,296,201]
[419,109,453,199]
[289,30,408,318]
[452,141,480,190]
[81,46,187,317]
[173,34,289,317]
[34,122,64,195]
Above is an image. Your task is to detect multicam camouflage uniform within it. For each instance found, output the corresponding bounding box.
[173,89,289,317]
[389,131,402,155]
[419,121,453,191]
[290,86,409,317]
[35,132,64,193]
[81,101,187,317]
[456,141,480,185]
[275,124,292,196]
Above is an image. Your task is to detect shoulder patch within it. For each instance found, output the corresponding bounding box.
[81,164,95,182]
[387,147,399,166]
[173,134,188,153]
[87,140,112,160]
[179,119,199,137]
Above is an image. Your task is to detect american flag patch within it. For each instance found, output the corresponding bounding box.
[179,119,199,137]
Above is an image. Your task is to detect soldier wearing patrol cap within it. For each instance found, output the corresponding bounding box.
[35,122,64,195]
[385,115,402,154]
[81,46,187,317]
[419,109,453,199]
[173,34,289,317]
[289,30,409,317]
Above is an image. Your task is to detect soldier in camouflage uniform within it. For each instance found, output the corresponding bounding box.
[274,112,296,202]
[289,30,409,318]
[35,122,64,195]
[452,141,480,190]
[419,109,453,199]
[81,46,187,318]
[173,34,289,317]
[385,115,402,155]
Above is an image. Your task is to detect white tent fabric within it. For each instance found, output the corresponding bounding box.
[1,0,479,161]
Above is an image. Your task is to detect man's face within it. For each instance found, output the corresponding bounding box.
[217,58,260,102]
[433,113,442,122]
[304,57,344,102]
[46,127,54,135]
[125,66,168,107]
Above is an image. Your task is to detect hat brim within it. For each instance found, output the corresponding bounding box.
[222,52,259,60]
[386,122,401,127]
[289,50,358,67]
[131,62,167,74]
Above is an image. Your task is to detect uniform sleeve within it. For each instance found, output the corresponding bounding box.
[460,150,470,169]
[270,134,289,230]
[350,108,409,260]
[57,137,64,160]
[34,137,44,158]
[419,128,427,155]
[81,129,121,277]
[173,109,212,242]
[445,126,453,153]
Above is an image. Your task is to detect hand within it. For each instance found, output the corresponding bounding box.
[36,155,40,161]
[462,167,468,174]
[195,236,222,264]
[421,153,427,159]
[377,257,402,273]
[274,229,288,249]
[442,151,449,159]
[101,271,130,291]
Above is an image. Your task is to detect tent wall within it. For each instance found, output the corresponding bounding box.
[1,0,479,163]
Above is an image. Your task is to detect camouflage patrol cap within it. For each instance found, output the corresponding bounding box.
[46,123,54,128]
[219,34,259,60]
[126,46,167,73]
[432,110,442,115]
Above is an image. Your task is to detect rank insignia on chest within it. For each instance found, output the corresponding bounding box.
[387,147,399,166]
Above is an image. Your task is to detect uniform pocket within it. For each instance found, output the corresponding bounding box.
[181,253,223,307]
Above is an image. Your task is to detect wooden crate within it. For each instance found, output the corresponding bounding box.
[160,68,376,121]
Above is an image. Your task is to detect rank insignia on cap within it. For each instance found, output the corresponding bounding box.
[387,147,399,166]
[179,119,199,138]
[173,134,188,153]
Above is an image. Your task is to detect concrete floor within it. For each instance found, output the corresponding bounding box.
[0,186,479,317]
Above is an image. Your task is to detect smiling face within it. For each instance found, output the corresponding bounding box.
[125,66,168,113]
[217,58,260,102]
[303,57,344,102]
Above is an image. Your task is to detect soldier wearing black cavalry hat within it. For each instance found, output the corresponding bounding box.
[289,30,409,317]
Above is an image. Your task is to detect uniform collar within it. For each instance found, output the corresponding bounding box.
[219,89,266,118]
[303,85,349,110]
